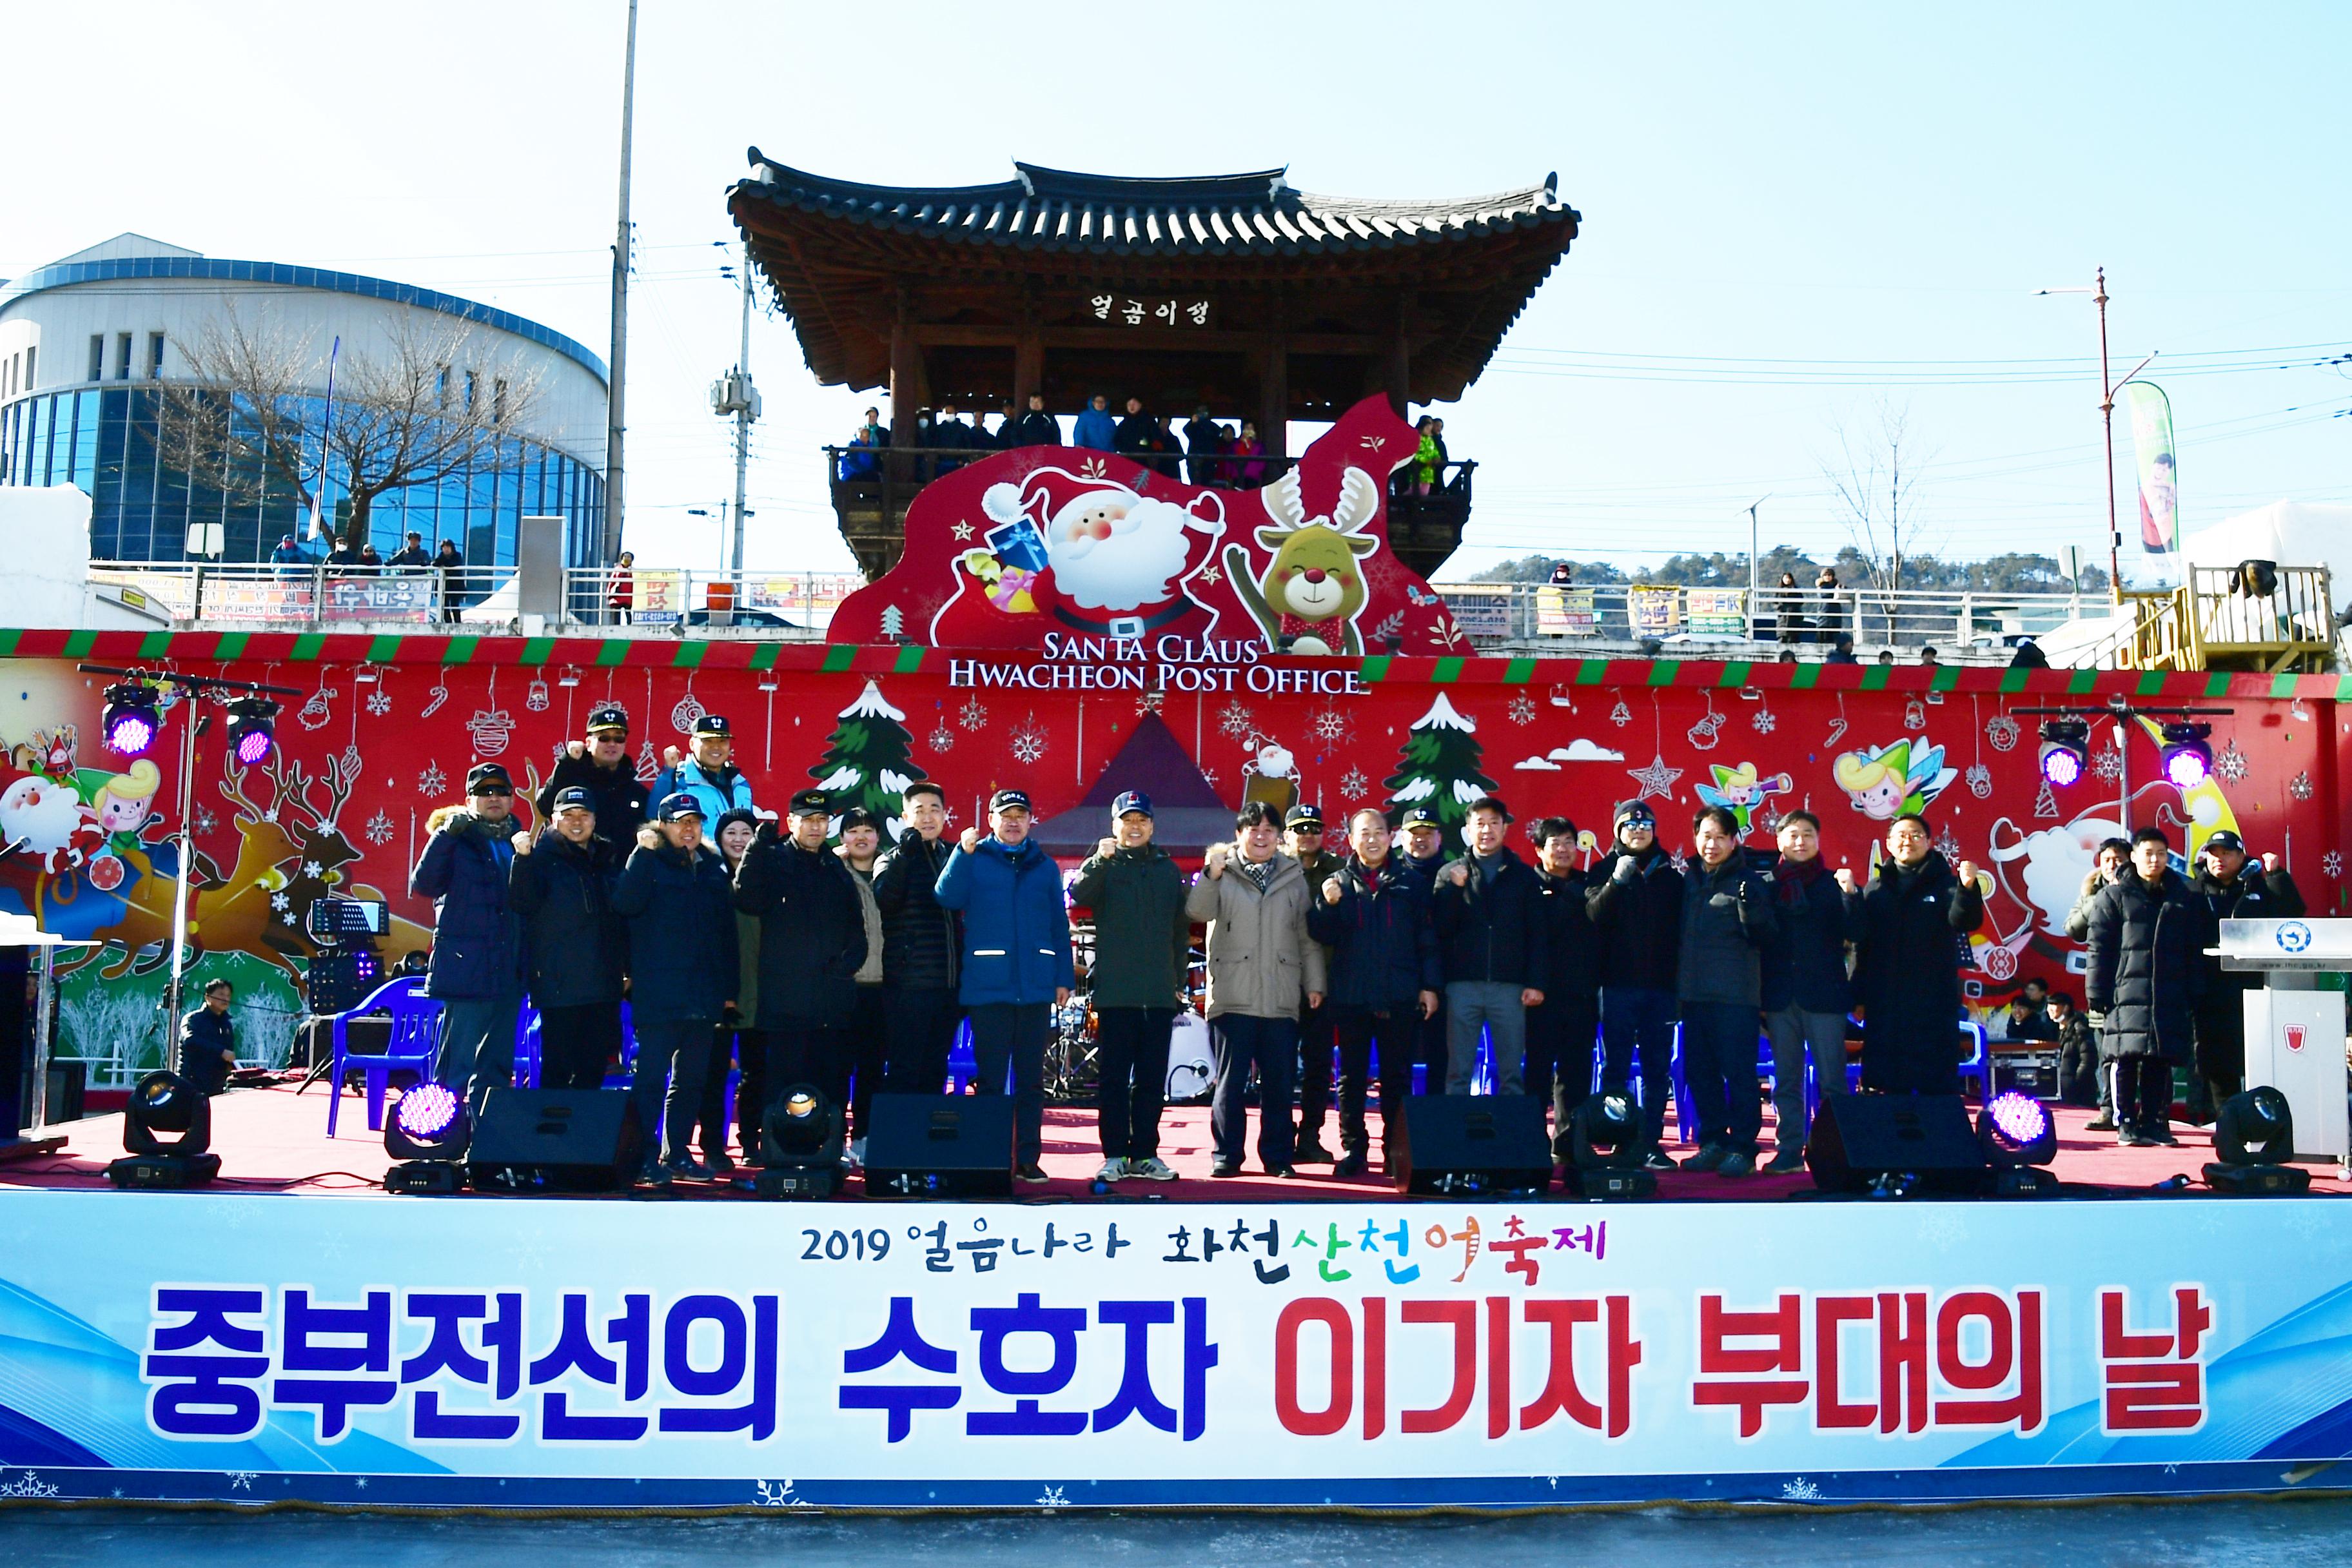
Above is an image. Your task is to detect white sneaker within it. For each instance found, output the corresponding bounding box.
[1094,1157,1130,1182]
[1128,1156,1177,1182]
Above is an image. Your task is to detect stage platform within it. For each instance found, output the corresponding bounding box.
[5,1078,2343,1200]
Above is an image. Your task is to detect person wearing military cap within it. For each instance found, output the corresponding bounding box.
[936,788,1075,1182]
[1282,803,1349,1162]
[834,803,892,1162]
[873,781,964,1099]
[1395,803,1455,1092]
[411,763,526,1114]
[1071,789,1190,1182]
[612,793,739,1184]
[538,703,651,843]
[2188,828,2307,1117]
[509,784,626,1089]
[655,713,756,825]
[732,787,867,1153]
[1585,799,1683,1167]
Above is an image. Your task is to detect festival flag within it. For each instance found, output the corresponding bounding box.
[2123,381,2177,554]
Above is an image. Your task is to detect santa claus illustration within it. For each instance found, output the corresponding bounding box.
[975,466,1226,642]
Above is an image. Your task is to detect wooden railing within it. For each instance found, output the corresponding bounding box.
[2116,565,2337,674]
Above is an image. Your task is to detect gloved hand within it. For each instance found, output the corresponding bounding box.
[439,810,476,837]
[1612,856,1639,884]
[754,818,781,848]
[1709,892,1737,908]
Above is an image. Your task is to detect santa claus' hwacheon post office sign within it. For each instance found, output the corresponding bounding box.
[828,397,1461,687]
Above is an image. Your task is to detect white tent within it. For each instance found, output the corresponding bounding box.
[2180,501,2352,609]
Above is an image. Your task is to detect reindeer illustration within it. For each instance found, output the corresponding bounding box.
[1224,466,1382,656]
[219,752,366,956]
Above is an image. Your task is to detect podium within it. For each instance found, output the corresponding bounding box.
[2212,919,2351,1168]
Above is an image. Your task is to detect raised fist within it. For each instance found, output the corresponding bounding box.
[1204,843,1231,877]
[2262,852,2281,874]
[662,744,682,769]
[959,826,983,854]
[1612,856,1639,884]
[564,740,587,760]
[1321,876,1344,906]
[1834,867,1858,894]
[634,826,663,852]
[1957,859,1980,887]
[754,818,780,848]
[1096,837,1119,861]
[1444,860,1471,887]
[511,830,533,856]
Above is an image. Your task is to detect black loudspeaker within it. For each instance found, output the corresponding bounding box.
[1393,1095,1553,1196]
[466,1088,643,1193]
[1807,1093,1985,1195]
[863,1093,1014,1197]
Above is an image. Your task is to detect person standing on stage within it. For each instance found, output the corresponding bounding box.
[1309,807,1440,1178]
[654,714,756,824]
[537,703,651,846]
[1396,804,1454,1092]
[874,783,962,1095]
[1676,806,1777,1178]
[835,805,890,1167]
[1853,814,1983,1095]
[508,785,625,1092]
[1431,796,1549,1095]
[611,793,738,1186]
[936,789,1075,1184]
[1284,803,1348,1163]
[411,763,525,1116]
[1070,790,1191,1183]
[178,978,239,1095]
[1586,801,1683,1168]
[2067,836,2133,1132]
[1759,809,1862,1171]
[690,807,765,1170]
[1527,816,1600,1153]
[2189,829,2306,1116]
[2086,826,2205,1148]
[1189,801,1324,1178]
[733,790,868,1146]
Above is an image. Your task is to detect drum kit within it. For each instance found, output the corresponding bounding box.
[1043,921,1215,1104]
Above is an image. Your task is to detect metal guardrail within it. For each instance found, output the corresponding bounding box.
[90,561,2097,653]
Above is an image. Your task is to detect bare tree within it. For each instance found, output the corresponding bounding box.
[156,305,547,549]
[1822,398,1937,594]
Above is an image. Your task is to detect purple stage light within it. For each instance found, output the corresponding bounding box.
[235,726,275,765]
[106,710,157,754]
[2039,743,2082,787]
[1986,1091,2050,1148]
[395,1083,462,1141]
[101,683,162,757]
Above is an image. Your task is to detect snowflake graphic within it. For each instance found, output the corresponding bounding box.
[1009,714,1048,766]
[1986,714,2021,752]
[1506,694,1537,726]
[1781,1478,1823,1502]
[418,763,447,796]
[0,1471,61,1499]
[1136,688,1166,716]
[302,860,322,880]
[2213,739,2248,783]
[1935,828,1963,862]
[1216,700,1257,741]
[363,811,394,847]
[754,1479,805,1507]
[1340,768,1369,799]
[2322,850,2342,879]
[2289,770,2315,801]
[195,807,218,835]
[1037,1484,1068,1511]
[1308,707,1355,745]
[353,1477,369,1491]
[270,890,290,913]
[366,689,392,717]
[1750,705,1778,734]
[928,723,955,754]
[958,698,990,730]
[2092,747,2122,781]
[228,1473,257,1491]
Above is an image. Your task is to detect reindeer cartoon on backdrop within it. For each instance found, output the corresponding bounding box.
[1226,467,1383,656]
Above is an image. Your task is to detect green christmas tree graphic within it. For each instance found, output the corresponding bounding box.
[1384,692,1496,838]
[810,680,926,838]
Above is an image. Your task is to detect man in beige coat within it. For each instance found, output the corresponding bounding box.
[1186,801,1328,1177]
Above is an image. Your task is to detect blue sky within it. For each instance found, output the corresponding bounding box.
[9,3,2347,580]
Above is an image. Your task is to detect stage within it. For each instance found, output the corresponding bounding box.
[6,1078,2340,1202]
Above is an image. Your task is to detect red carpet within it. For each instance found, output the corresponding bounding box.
[5,1079,2342,1201]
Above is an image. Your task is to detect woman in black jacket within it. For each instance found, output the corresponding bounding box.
[1852,814,1984,1095]
[2086,827,2206,1146]
[508,787,624,1090]
[612,796,740,1186]
[1308,807,1442,1177]
[1585,800,1683,1166]
[1675,807,1777,1177]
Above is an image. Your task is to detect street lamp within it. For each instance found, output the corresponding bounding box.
[2034,270,2155,602]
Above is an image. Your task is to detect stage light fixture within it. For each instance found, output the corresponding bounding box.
[2205,1086,2310,1195]
[2037,718,2090,787]
[756,1084,843,1199]
[225,697,279,767]
[386,1083,471,1192]
[2159,722,2213,790]
[1977,1090,2059,1194]
[106,1071,220,1188]
[1566,1093,1657,1198]
[101,682,162,758]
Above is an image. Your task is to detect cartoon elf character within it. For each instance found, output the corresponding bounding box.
[1832,738,1956,821]
[1694,761,1792,836]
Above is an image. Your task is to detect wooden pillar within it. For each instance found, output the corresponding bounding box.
[1014,329,1043,413]
[1258,340,1288,458]
[887,292,927,436]
[1386,295,1413,419]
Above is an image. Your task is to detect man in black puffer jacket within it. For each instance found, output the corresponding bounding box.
[1527,816,1600,1152]
[734,789,869,1130]
[2188,829,2305,1115]
[1852,814,1984,1095]
[1758,809,1863,1171]
[411,763,525,1115]
[1586,800,1683,1166]
[611,794,738,1184]
[1309,807,1442,1177]
[1070,790,1193,1181]
[1431,796,1550,1096]
[509,786,625,1089]
[873,782,962,1094]
[2086,826,2206,1147]
[535,704,651,845]
[1676,807,1778,1177]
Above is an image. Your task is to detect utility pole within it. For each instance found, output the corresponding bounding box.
[1745,495,1769,639]
[603,0,638,565]
[2093,266,2117,600]
[730,258,752,578]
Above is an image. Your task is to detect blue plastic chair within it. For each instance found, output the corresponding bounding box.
[601,1002,642,1089]
[946,1019,977,1094]
[324,975,442,1137]
[513,1008,542,1089]
[1955,1017,1992,1107]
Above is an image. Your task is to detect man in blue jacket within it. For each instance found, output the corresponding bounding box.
[612,794,740,1186]
[177,978,239,1095]
[411,763,525,1115]
[936,789,1075,1183]
[1308,807,1440,1177]
[654,714,756,823]
[1073,393,1117,452]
